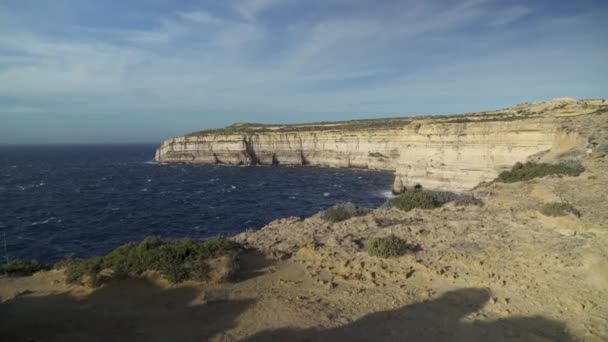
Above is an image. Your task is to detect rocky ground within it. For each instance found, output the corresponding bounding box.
[1,134,607,341]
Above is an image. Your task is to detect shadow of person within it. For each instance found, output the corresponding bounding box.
[0,278,254,342]
[243,288,573,342]
[235,248,275,282]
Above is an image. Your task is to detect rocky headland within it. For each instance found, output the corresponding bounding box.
[155,97,607,192]
[2,97,608,341]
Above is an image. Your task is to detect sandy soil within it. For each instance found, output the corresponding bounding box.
[1,158,607,340]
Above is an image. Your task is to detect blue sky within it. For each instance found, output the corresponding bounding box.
[1,0,607,143]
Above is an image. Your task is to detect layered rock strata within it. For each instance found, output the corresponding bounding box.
[155,98,607,192]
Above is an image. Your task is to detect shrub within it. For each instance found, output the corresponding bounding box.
[367,235,420,258]
[1,259,45,276]
[540,202,580,217]
[427,191,461,205]
[61,257,104,285]
[496,161,584,183]
[454,195,484,207]
[322,203,370,222]
[596,144,608,153]
[556,149,583,159]
[555,160,585,173]
[56,237,241,285]
[388,191,437,211]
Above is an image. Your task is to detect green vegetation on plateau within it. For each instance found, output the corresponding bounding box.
[322,203,371,222]
[540,202,581,217]
[388,191,438,212]
[56,237,241,285]
[186,117,413,136]
[1,259,45,276]
[367,234,420,258]
[496,161,584,183]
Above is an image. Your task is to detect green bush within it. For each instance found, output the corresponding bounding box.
[56,237,241,285]
[496,161,584,183]
[555,160,585,173]
[388,191,437,212]
[1,259,45,276]
[367,235,420,258]
[596,144,608,153]
[454,195,484,207]
[322,203,370,222]
[426,191,460,205]
[540,202,580,217]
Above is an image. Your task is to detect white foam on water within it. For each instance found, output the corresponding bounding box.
[379,190,396,198]
[30,217,57,226]
[323,192,330,197]
[17,181,46,191]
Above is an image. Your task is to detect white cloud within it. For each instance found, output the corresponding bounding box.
[126,20,187,46]
[234,0,281,21]
[1,0,605,131]
[488,5,532,26]
[178,10,224,26]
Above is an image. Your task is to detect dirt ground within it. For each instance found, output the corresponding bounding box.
[1,154,607,341]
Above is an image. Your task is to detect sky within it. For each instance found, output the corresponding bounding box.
[1,0,607,144]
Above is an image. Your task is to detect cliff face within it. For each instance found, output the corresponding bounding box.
[155,128,403,171]
[155,98,607,192]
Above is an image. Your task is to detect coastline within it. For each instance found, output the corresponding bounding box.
[154,98,607,193]
[2,150,608,340]
[1,98,608,341]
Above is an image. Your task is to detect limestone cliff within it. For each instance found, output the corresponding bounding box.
[155,98,607,192]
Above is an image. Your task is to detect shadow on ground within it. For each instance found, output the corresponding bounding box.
[0,247,279,342]
[0,277,254,342]
[243,288,573,342]
[235,249,275,282]
[0,277,574,342]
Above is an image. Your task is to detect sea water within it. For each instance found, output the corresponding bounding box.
[0,144,393,263]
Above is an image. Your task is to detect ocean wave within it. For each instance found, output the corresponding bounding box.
[2,144,393,263]
[30,217,59,226]
[16,181,46,191]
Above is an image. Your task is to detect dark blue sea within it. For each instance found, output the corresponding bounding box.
[0,144,394,264]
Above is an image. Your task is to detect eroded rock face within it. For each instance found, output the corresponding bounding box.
[392,119,586,191]
[155,98,607,191]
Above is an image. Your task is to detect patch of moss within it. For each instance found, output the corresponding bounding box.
[540,202,580,217]
[56,237,241,285]
[322,203,370,223]
[1,259,45,276]
[496,161,584,183]
[367,235,420,258]
[388,191,437,212]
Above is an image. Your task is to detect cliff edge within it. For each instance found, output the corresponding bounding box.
[155,98,608,192]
